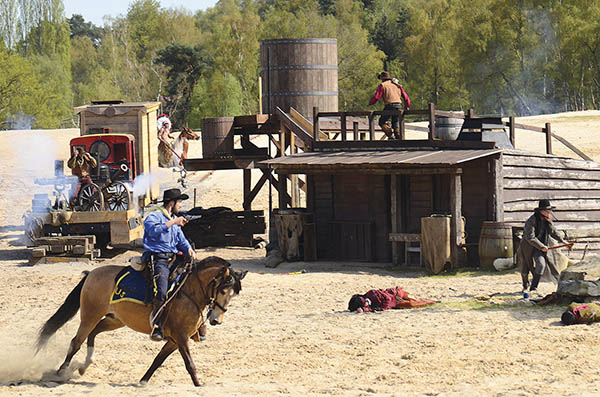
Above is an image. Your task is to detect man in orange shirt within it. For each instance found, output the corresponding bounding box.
[369,72,411,139]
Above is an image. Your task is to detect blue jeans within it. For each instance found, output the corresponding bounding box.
[379,103,403,130]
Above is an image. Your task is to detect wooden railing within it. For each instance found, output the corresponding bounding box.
[312,104,592,161]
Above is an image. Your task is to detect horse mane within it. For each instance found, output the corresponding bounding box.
[191,256,243,294]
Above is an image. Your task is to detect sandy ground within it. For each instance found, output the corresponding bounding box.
[0,113,599,395]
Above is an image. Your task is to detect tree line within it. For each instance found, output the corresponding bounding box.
[1,0,599,129]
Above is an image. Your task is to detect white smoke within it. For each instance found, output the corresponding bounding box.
[6,112,35,130]
[131,168,175,201]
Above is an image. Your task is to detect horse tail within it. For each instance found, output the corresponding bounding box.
[36,271,89,353]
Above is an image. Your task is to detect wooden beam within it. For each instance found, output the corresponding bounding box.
[272,167,463,175]
[490,154,504,221]
[450,173,462,269]
[278,171,288,210]
[369,114,375,140]
[428,103,435,141]
[341,114,347,141]
[509,116,515,147]
[545,122,552,155]
[243,171,269,209]
[243,169,251,210]
[551,132,593,161]
[313,106,319,142]
[391,174,399,265]
[290,107,327,140]
[353,121,359,141]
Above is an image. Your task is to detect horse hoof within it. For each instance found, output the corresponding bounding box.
[78,366,87,376]
[139,380,148,387]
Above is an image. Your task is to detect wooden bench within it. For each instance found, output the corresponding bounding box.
[389,233,421,266]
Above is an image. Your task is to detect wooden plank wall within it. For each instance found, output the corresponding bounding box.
[462,158,492,248]
[503,151,600,255]
[310,173,390,261]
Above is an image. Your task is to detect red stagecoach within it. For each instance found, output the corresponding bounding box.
[70,134,136,211]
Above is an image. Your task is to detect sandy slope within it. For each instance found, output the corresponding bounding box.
[0,112,599,396]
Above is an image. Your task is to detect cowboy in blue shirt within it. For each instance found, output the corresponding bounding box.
[143,188,195,341]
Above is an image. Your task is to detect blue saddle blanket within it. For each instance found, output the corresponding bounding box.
[111,266,180,305]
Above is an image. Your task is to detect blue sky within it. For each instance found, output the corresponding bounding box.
[63,0,218,26]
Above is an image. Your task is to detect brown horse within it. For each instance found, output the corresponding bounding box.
[36,256,247,386]
[158,127,200,168]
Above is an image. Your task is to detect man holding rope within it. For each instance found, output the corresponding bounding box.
[517,199,573,295]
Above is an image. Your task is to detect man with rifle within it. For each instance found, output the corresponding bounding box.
[67,147,98,206]
[517,199,574,295]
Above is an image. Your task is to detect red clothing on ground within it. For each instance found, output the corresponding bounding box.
[360,287,434,312]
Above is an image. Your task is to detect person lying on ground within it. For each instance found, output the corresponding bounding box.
[561,302,600,325]
[348,286,435,313]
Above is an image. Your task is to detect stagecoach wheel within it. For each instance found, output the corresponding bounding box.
[105,181,130,211]
[78,183,104,211]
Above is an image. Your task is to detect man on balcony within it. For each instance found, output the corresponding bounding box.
[368,72,411,139]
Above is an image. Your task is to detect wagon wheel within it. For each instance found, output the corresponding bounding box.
[105,181,130,211]
[78,183,104,211]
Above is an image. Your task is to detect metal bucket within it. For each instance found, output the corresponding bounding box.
[435,112,464,140]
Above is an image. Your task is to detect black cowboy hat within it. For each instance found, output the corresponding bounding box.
[162,188,189,203]
[535,199,556,211]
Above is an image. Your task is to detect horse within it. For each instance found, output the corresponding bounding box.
[35,256,247,386]
[158,127,200,168]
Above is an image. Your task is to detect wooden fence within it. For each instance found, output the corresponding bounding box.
[312,104,591,161]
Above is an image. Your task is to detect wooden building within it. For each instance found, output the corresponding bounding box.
[261,106,600,266]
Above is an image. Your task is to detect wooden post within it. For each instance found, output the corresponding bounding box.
[545,122,552,155]
[313,106,319,142]
[509,116,515,147]
[290,131,299,207]
[428,103,435,141]
[243,169,251,210]
[490,154,504,221]
[369,113,375,140]
[400,116,406,140]
[467,108,474,118]
[340,113,347,141]
[353,121,359,141]
[258,76,262,114]
[278,171,288,210]
[450,172,462,269]
[391,175,399,265]
[279,123,287,157]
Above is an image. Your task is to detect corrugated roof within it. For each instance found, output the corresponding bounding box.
[260,149,501,168]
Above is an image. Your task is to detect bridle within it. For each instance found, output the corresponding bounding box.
[193,266,234,315]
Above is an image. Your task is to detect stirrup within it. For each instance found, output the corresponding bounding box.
[150,325,164,342]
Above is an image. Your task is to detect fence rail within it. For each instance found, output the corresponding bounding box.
[311,104,591,161]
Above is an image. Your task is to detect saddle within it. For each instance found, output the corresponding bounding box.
[114,255,188,304]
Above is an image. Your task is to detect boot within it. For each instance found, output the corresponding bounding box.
[529,274,541,292]
[393,128,401,140]
[149,299,164,342]
[381,124,394,139]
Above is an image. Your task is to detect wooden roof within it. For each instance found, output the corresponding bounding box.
[74,102,161,115]
[261,149,501,170]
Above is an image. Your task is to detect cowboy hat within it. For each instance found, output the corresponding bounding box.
[377,71,391,80]
[535,199,555,211]
[162,188,189,203]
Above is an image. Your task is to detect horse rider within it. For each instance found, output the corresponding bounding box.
[143,188,195,341]
[67,147,97,205]
[368,71,411,139]
[157,114,174,143]
[516,199,573,295]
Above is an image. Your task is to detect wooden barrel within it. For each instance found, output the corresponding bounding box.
[478,221,514,270]
[201,117,234,159]
[260,38,338,117]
